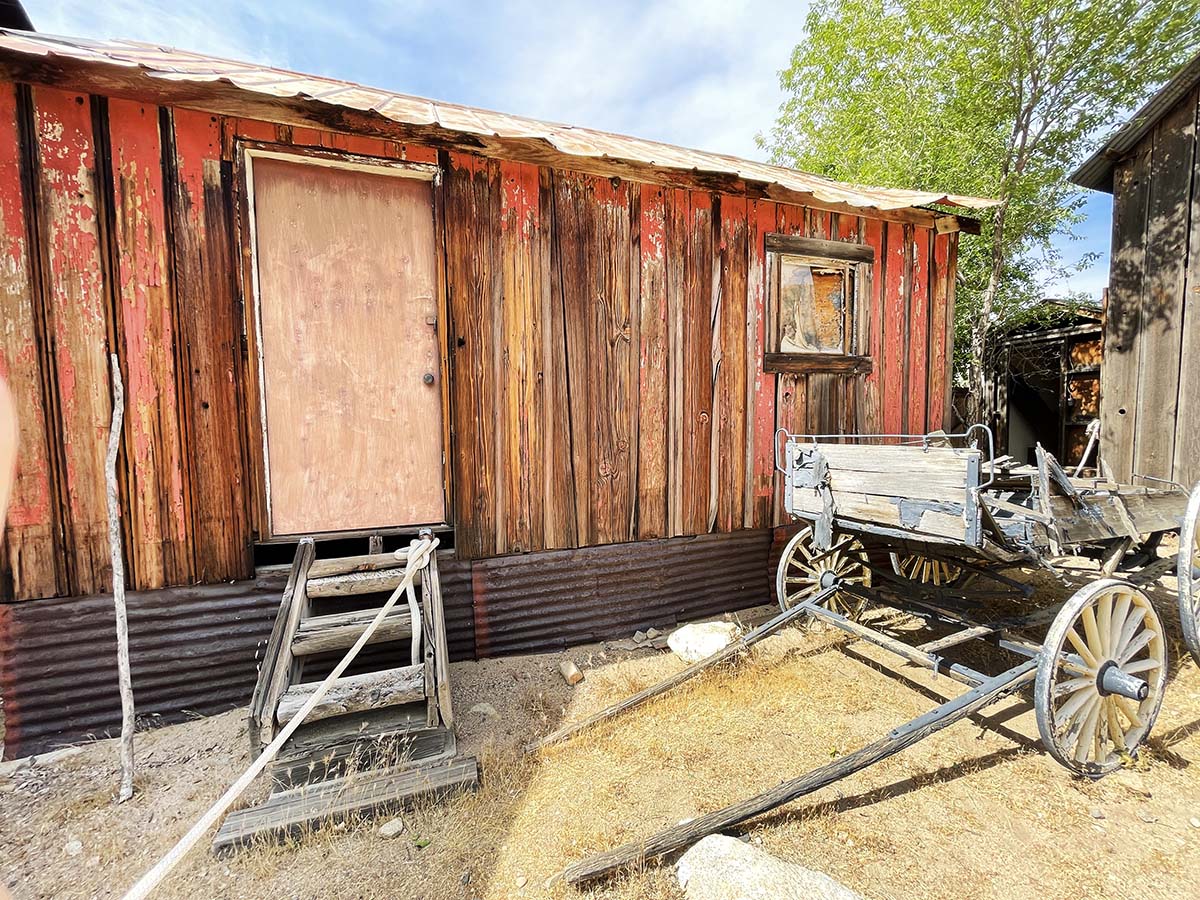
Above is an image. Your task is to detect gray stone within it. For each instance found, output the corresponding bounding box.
[667,622,741,664]
[677,834,862,900]
[64,839,83,858]
[378,817,406,839]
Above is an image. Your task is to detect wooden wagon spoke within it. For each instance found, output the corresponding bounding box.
[1104,698,1127,750]
[1097,591,1114,658]
[1114,608,1146,658]
[1055,684,1096,727]
[1121,657,1161,674]
[1110,593,1133,654]
[1065,627,1098,668]
[1118,629,1156,666]
[1114,695,1143,728]
[1051,676,1093,699]
[1080,606,1103,661]
[1073,699,1102,763]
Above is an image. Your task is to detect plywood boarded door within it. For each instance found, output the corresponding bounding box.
[249,155,444,536]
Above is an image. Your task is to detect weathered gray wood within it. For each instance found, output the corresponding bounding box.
[276,665,425,726]
[307,551,408,579]
[306,567,420,598]
[213,756,479,853]
[562,661,1037,885]
[272,724,455,790]
[1173,89,1200,487]
[527,591,831,753]
[1133,94,1196,482]
[1102,145,1152,480]
[291,607,413,656]
[249,539,315,751]
[424,549,454,728]
[105,354,134,803]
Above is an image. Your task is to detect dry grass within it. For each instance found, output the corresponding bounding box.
[4,580,1200,900]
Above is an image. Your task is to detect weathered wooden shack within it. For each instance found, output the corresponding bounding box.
[0,31,988,756]
[1071,51,1200,487]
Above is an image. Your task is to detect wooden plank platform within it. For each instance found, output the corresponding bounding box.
[213,756,479,853]
[271,723,456,790]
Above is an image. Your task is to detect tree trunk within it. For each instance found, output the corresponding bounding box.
[967,197,1009,426]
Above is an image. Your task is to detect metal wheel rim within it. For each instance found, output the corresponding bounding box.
[891,552,963,587]
[1177,482,1200,666]
[1034,579,1167,777]
[776,525,871,620]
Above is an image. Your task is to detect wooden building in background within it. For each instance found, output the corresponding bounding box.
[1071,51,1200,488]
[0,31,987,756]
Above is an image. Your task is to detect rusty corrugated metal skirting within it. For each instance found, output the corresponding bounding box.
[471,530,772,657]
[1,531,772,758]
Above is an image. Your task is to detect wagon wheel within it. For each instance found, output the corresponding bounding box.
[890,552,966,587]
[1034,579,1167,777]
[776,525,871,621]
[1176,482,1200,666]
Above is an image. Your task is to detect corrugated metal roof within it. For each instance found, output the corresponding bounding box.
[1071,51,1200,192]
[0,29,997,214]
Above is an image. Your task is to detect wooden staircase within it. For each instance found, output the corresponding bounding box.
[213,534,476,852]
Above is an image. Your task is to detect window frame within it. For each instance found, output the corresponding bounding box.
[764,234,874,375]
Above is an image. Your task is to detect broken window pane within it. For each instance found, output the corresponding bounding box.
[777,256,849,354]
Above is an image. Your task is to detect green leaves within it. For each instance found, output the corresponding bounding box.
[763,0,1200,382]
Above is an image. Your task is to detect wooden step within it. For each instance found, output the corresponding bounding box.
[292,607,413,656]
[307,552,413,580]
[213,756,479,853]
[305,567,419,598]
[272,724,456,789]
[276,664,425,727]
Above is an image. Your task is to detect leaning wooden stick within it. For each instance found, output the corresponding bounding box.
[526,590,835,754]
[120,537,437,900]
[563,659,1037,885]
[106,354,135,803]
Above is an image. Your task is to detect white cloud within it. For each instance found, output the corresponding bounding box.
[24,0,803,161]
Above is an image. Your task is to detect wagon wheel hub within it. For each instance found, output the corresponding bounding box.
[1094,659,1149,701]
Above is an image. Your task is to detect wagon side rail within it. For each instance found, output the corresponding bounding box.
[776,426,993,549]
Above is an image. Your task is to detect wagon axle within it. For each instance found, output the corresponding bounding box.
[1096,659,1149,701]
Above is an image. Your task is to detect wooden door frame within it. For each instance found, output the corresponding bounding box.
[233,140,452,542]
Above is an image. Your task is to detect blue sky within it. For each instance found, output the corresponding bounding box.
[28,0,1113,300]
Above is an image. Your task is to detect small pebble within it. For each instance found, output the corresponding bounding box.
[1190,817,1200,829]
[64,839,82,857]
[1090,808,1105,820]
[516,874,528,888]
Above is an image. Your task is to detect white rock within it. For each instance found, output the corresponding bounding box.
[378,818,406,839]
[469,702,499,719]
[677,834,862,900]
[667,622,742,664]
[64,839,83,858]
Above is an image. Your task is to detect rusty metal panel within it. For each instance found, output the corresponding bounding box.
[0,581,280,757]
[0,31,995,214]
[470,529,772,657]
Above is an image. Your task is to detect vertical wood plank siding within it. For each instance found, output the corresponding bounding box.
[0,88,958,597]
[1103,85,1200,486]
[443,155,949,555]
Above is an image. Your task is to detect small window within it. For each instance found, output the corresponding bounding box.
[765,234,873,374]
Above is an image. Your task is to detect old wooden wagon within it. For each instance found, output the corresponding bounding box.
[547,425,1199,884]
[0,29,993,757]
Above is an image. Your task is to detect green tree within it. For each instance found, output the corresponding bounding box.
[761,0,1200,420]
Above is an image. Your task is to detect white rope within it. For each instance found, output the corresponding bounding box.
[121,536,439,900]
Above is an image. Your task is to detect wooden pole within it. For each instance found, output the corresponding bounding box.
[106,354,135,803]
[562,659,1038,885]
[120,537,437,900]
[526,591,834,754]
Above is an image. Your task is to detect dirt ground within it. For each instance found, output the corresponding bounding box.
[3,565,1200,900]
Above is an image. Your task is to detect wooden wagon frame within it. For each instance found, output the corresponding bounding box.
[538,424,1200,885]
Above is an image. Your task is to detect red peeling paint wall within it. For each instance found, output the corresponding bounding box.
[0,83,960,601]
